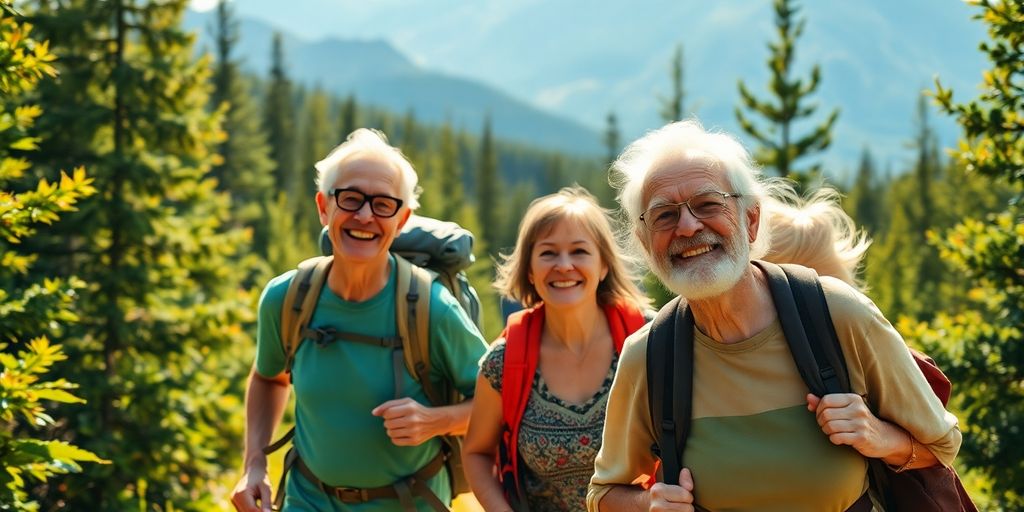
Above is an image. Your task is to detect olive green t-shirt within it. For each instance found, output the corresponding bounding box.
[588,275,961,512]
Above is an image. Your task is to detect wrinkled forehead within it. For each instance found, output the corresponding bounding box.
[641,152,728,207]
[333,152,403,191]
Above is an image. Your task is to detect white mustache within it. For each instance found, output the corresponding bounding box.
[667,233,724,255]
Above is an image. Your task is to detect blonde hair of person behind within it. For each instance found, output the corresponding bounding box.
[494,186,651,310]
[763,187,871,290]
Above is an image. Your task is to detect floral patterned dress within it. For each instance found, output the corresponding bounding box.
[481,339,619,512]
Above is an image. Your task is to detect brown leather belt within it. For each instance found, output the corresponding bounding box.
[294,449,446,503]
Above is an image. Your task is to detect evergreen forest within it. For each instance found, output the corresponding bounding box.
[1,0,1021,510]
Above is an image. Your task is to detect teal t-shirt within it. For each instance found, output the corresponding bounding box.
[256,256,486,511]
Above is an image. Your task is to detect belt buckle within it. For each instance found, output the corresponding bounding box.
[334,487,368,502]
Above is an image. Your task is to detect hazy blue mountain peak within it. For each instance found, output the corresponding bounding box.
[186,0,989,178]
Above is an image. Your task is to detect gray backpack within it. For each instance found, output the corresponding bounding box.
[319,215,481,328]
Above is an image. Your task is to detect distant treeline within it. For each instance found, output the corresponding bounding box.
[2,0,1022,510]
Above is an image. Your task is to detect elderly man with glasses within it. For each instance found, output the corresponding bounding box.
[586,120,962,512]
[232,129,486,512]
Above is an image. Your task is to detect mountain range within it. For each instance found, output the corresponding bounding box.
[184,9,605,155]
[184,1,988,179]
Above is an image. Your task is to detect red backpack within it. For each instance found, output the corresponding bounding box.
[498,303,647,509]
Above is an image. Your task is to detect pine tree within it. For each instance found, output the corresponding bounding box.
[476,114,500,252]
[735,0,839,188]
[400,107,418,163]
[589,111,619,206]
[864,109,1011,321]
[430,121,465,223]
[604,111,620,168]
[298,88,334,187]
[658,44,686,122]
[907,1,1024,504]
[339,94,358,141]
[0,5,106,508]
[846,147,883,235]
[210,0,275,262]
[265,191,311,273]
[264,32,296,198]
[294,87,333,241]
[24,1,253,508]
[545,154,567,194]
[866,94,954,320]
[413,122,499,338]
[260,33,314,266]
[906,94,945,305]
[864,180,919,318]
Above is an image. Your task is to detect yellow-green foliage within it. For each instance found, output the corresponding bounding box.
[911,0,1024,507]
[0,339,110,509]
[19,0,255,508]
[0,3,105,509]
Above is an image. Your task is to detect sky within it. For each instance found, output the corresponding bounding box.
[188,0,989,179]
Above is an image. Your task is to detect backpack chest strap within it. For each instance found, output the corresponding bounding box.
[301,326,403,349]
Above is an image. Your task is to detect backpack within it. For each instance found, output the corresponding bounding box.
[265,215,481,510]
[320,216,482,328]
[498,303,647,511]
[646,261,977,512]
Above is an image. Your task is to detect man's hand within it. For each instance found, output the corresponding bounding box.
[372,397,448,446]
[230,468,273,512]
[648,468,695,511]
[807,392,897,458]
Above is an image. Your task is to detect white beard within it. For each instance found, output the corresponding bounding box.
[649,222,750,300]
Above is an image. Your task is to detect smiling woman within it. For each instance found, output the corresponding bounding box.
[461,186,651,512]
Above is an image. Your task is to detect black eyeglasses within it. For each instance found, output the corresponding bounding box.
[329,188,404,218]
[639,191,742,231]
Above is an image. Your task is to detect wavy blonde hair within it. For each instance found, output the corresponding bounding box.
[763,187,871,290]
[494,186,650,309]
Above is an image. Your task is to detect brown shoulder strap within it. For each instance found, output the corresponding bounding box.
[394,255,440,404]
[281,256,333,373]
[438,271,463,305]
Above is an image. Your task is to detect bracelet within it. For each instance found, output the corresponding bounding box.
[888,432,917,473]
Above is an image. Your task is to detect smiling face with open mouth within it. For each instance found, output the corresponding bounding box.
[316,153,411,265]
[640,159,758,300]
[528,218,608,311]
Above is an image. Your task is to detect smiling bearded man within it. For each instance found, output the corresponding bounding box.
[586,120,963,512]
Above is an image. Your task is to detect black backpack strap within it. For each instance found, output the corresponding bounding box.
[753,260,848,396]
[754,261,884,512]
[778,263,851,395]
[646,296,692,486]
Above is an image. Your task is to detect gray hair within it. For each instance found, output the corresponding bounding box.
[610,119,789,262]
[314,128,421,210]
